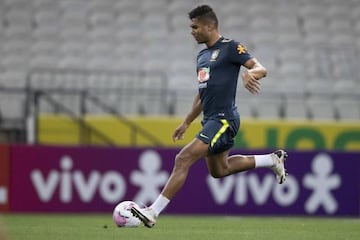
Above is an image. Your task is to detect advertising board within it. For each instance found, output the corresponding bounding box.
[9,145,360,216]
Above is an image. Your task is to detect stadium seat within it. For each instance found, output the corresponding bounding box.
[30,54,59,69]
[141,0,168,13]
[167,58,196,90]
[306,97,335,120]
[168,0,197,14]
[284,98,308,120]
[34,7,59,25]
[251,45,277,74]
[0,92,26,120]
[0,70,28,88]
[31,39,58,55]
[279,62,305,79]
[325,3,350,20]
[59,55,87,69]
[169,12,190,31]
[236,93,256,119]
[334,97,360,120]
[306,79,334,99]
[333,80,359,96]
[172,90,197,116]
[253,95,283,119]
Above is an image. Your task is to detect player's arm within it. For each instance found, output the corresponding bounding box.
[173,93,202,141]
[242,58,267,94]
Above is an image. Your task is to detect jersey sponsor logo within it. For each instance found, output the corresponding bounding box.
[237,44,247,54]
[197,67,210,82]
[210,49,220,62]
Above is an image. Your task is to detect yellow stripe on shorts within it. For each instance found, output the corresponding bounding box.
[210,119,229,148]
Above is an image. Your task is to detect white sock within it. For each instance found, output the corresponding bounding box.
[150,194,170,217]
[254,154,274,168]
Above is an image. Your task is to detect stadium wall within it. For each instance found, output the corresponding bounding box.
[1,144,360,216]
[38,115,360,151]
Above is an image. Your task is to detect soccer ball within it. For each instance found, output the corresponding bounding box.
[113,201,141,228]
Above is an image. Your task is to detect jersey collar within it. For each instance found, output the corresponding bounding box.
[208,36,224,49]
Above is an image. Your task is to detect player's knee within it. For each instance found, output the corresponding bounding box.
[173,152,193,171]
[174,153,188,169]
[209,169,225,179]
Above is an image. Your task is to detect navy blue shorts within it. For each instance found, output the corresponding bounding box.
[196,118,240,155]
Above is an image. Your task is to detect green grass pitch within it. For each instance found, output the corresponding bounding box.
[1,214,360,240]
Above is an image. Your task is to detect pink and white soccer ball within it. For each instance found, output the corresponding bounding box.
[113,201,141,227]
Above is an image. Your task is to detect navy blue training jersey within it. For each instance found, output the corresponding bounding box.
[196,37,252,120]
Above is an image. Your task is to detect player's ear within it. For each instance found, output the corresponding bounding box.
[206,22,215,32]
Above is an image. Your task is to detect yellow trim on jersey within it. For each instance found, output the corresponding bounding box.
[211,119,230,148]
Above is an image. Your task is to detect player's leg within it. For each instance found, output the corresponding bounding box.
[204,118,256,177]
[204,118,288,182]
[206,150,288,183]
[131,138,209,227]
[161,138,208,200]
[205,150,255,178]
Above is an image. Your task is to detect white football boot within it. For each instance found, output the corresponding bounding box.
[130,206,157,228]
[271,150,288,184]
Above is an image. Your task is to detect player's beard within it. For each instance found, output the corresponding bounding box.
[194,35,206,44]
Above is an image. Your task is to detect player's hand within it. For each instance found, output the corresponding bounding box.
[172,122,189,142]
[242,70,261,94]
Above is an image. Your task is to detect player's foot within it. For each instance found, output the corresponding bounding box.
[130,206,156,228]
[271,150,288,184]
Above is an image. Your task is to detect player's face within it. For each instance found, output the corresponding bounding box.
[190,18,210,44]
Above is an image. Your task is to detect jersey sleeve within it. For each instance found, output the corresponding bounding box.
[228,40,252,66]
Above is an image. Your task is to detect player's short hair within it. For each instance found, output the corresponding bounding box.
[188,5,218,28]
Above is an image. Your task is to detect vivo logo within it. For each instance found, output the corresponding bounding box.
[207,153,341,214]
[207,174,299,207]
[30,156,126,204]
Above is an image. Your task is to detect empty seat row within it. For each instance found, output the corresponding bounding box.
[0,0,359,121]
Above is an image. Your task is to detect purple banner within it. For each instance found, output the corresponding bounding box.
[10,145,360,216]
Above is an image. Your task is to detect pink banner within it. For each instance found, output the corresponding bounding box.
[0,145,10,212]
[9,145,360,216]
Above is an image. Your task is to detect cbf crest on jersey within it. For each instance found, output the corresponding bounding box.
[210,49,220,62]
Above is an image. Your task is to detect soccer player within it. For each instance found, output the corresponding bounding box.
[131,5,287,227]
